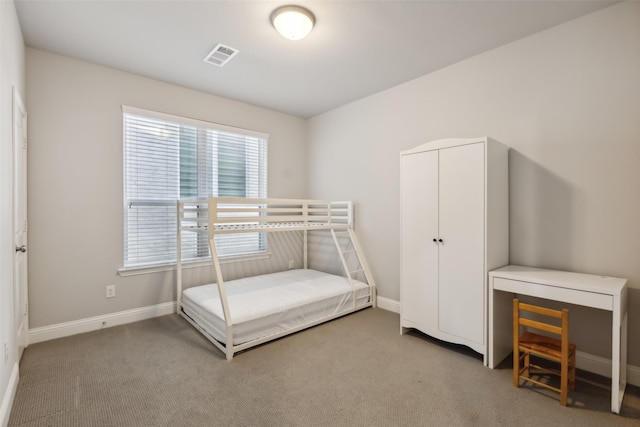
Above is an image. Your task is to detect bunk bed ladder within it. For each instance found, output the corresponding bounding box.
[329,228,377,308]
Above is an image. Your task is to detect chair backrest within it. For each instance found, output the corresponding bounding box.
[513,299,569,354]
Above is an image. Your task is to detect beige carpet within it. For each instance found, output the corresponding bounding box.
[9,308,640,426]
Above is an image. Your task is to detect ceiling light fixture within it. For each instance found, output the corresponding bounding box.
[270,5,315,41]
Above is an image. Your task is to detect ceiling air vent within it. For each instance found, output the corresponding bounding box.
[203,43,239,67]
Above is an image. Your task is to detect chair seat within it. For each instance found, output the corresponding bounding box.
[519,331,576,360]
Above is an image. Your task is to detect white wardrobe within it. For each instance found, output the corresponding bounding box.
[400,137,508,364]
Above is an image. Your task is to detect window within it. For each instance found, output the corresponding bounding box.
[123,106,268,269]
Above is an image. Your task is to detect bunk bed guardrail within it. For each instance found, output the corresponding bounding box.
[178,197,353,234]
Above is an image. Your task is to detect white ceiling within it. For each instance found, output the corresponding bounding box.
[15,0,617,118]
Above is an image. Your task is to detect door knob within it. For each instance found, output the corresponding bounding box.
[15,245,27,253]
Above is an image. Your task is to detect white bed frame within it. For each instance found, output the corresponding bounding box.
[176,197,377,360]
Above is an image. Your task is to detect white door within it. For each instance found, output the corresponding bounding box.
[400,150,439,331]
[13,87,28,357]
[438,142,485,344]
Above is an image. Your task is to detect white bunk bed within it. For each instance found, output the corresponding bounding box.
[176,197,377,360]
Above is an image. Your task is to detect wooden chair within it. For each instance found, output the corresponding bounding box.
[513,298,577,406]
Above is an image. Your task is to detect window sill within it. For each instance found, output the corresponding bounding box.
[118,251,272,277]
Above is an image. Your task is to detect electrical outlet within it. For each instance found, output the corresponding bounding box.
[106,285,116,298]
[288,260,295,269]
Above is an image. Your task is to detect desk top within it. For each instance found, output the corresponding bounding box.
[490,265,627,296]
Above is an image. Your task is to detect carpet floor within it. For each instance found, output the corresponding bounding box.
[8,308,640,426]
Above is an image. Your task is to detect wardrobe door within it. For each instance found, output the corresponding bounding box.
[437,143,485,344]
[400,150,439,329]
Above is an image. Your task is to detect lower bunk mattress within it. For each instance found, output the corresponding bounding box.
[181,269,371,346]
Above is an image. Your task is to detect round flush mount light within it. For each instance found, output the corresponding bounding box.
[270,5,315,41]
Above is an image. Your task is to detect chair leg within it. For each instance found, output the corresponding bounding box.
[523,352,530,379]
[569,352,576,391]
[513,350,520,387]
[560,359,569,406]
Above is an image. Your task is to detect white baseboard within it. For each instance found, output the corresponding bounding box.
[32,298,390,344]
[629,364,640,388]
[577,351,640,387]
[0,363,19,427]
[577,351,614,378]
[29,301,176,344]
[377,296,400,313]
[378,297,640,387]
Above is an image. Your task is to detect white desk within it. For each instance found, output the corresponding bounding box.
[488,265,628,414]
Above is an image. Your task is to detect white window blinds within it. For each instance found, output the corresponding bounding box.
[123,106,268,268]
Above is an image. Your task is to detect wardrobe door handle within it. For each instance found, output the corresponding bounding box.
[438,239,443,243]
[433,238,437,242]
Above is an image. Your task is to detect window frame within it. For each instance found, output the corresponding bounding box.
[120,106,269,274]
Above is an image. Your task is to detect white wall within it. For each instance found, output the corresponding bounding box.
[25,48,308,329]
[307,2,640,364]
[0,1,25,424]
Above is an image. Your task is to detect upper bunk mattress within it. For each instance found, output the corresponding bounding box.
[181,269,370,346]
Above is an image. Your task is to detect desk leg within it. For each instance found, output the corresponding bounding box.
[489,287,514,368]
[611,291,628,414]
